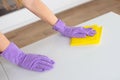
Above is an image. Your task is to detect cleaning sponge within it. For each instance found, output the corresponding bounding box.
[70,24,102,46]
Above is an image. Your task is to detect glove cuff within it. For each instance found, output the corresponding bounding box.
[53,19,66,32]
[0,42,24,64]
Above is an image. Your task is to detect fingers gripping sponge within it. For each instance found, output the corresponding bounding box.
[70,24,103,46]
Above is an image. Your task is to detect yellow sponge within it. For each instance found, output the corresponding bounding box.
[70,24,102,46]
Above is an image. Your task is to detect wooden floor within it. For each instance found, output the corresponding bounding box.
[5,0,120,48]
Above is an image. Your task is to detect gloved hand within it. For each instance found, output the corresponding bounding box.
[0,42,54,72]
[53,19,96,38]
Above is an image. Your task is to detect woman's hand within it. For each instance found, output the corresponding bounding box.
[1,42,55,72]
[53,19,96,38]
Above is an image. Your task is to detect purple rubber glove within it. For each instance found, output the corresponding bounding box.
[0,42,54,72]
[53,19,96,38]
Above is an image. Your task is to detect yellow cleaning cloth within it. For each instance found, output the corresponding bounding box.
[70,24,102,46]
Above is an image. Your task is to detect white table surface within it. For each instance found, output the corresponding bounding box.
[0,62,8,80]
[1,12,120,80]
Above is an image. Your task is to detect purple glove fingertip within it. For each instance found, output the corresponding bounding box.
[85,28,96,36]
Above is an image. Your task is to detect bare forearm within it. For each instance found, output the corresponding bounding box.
[22,0,58,26]
[0,32,10,52]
